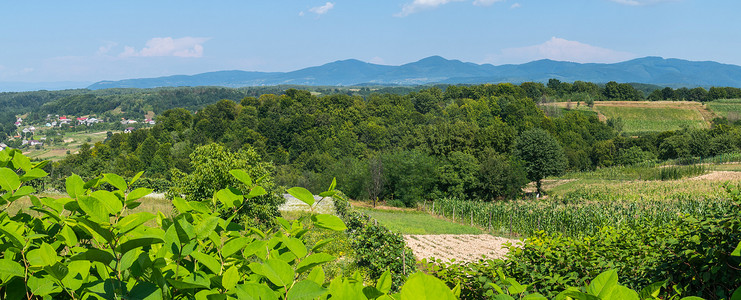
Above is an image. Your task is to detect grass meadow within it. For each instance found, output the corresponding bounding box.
[357,207,482,235]
[596,105,707,133]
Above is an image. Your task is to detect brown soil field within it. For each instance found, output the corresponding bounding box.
[404,234,521,263]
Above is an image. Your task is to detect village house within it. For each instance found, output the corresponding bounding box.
[0,143,7,151]
[124,127,136,133]
[121,119,138,125]
[144,118,156,125]
[30,140,43,146]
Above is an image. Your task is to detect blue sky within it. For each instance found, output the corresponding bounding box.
[1,0,740,83]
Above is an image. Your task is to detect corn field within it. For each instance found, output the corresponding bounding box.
[428,195,734,238]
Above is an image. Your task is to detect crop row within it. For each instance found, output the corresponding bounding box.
[428,195,734,237]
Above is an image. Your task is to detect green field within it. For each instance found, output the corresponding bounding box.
[357,207,482,235]
[25,130,113,160]
[707,99,741,120]
[596,105,707,133]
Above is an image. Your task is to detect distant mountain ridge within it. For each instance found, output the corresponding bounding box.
[87,56,741,89]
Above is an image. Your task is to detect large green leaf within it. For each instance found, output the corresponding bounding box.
[0,259,24,279]
[92,190,123,215]
[229,169,253,186]
[65,174,85,199]
[119,248,143,272]
[129,282,163,300]
[376,270,392,294]
[127,187,154,202]
[250,259,295,287]
[288,187,315,206]
[222,266,240,291]
[247,186,267,199]
[731,286,741,300]
[27,275,61,296]
[311,214,347,231]
[70,248,115,265]
[400,272,456,300]
[732,241,741,257]
[78,196,110,223]
[587,269,619,299]
[11,153,31,172]
[296,253,336,273]
[0,167,20,191]
[27,243,57,267]
[287,280,328,300]
[222,237,252,257]
[20,168,47,182]
[0,222,26,248]
[58,225,78,247]
[116,212,156,235]
[130,171,145,186]
[639,280,665,300]
[191,251,222,274]
[167,275,211,290]
[77,218,115,244]
[235,283,279,300]
[195,216,220,240]
[118,237,164,254]
[283,237,308,259]
[216,187,244,208]
[505,278,527,295]
[172,197,193,213]
[307,267,325,285]
[103,173,128,191]
[608,285,639,300]
[62,261,91,291]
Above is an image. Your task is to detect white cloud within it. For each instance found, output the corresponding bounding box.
[395,0,463,17]
[609,0,677,6]
[96,41,118,55]
[473,0,504,6]
[485,37,638,65]
[119,37,209,58]
[510,3,521,8]
[309,2,335,15]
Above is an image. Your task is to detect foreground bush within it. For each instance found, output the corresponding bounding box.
[427,185,741,299]
[0,149,456,299]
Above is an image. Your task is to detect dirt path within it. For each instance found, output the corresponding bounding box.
[689,171,741,181]
[404,234,521,263]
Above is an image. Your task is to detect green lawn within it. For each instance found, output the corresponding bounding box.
[357,207,482,235]
[597,106,707,133]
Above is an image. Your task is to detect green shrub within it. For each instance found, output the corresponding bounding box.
[0,148,456,299]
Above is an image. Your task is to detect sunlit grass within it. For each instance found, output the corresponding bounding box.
[357,207,482,235]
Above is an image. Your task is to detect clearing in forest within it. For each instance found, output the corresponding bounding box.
[593,101,710,133]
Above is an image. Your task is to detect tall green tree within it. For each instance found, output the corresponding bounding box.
[512,128,568,195]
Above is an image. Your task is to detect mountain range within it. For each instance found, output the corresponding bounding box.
[87,56,741,89]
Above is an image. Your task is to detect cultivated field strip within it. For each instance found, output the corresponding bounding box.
[404,234,520,263]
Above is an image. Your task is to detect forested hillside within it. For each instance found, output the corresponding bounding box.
[40,83,741,207]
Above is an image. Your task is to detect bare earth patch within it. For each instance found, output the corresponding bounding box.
[404,234,521,263]
[689,171,741,181]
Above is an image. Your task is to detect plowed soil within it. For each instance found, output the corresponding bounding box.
[404,234,521,263]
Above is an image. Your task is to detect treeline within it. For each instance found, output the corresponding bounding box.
[42,84,741,206]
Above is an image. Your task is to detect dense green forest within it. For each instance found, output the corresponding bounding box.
[36,83,741,207]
